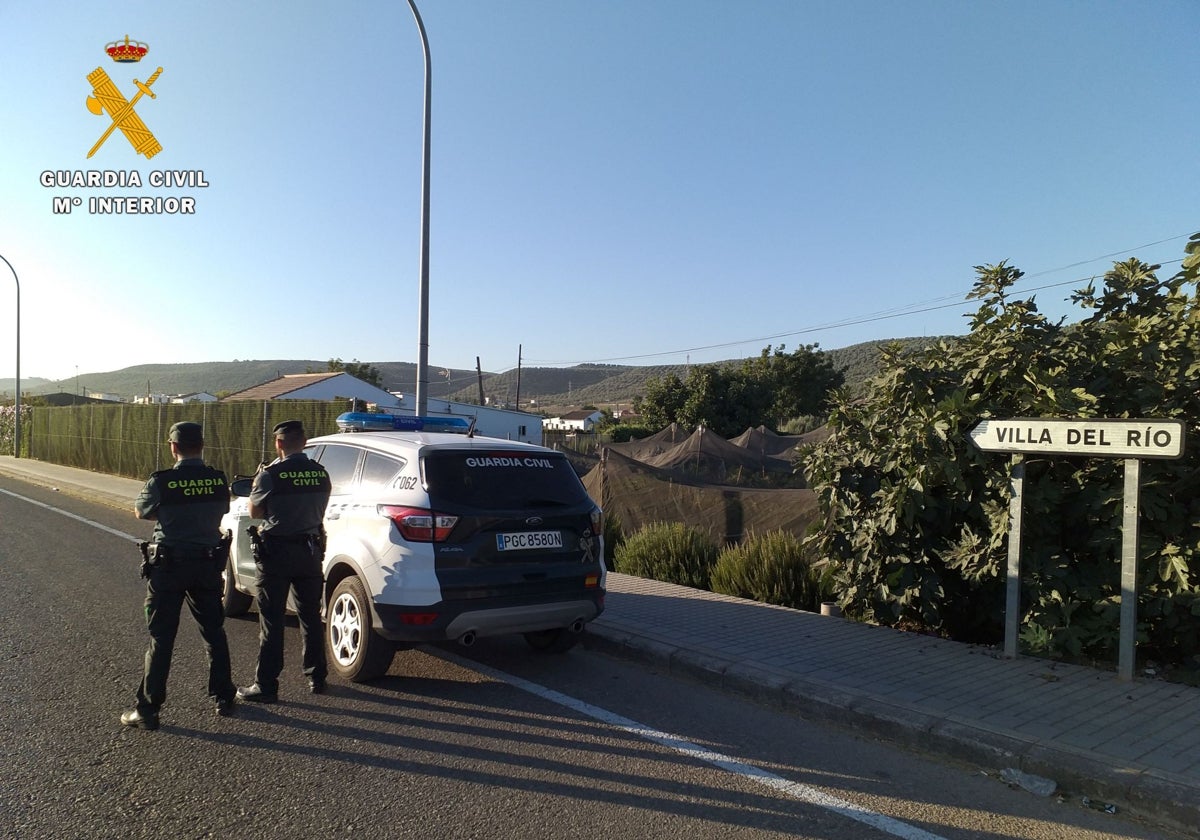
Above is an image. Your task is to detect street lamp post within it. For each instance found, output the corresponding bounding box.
[406,0,432,417]
[0,254,19,458]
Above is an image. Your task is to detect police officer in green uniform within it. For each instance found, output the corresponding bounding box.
[238,419,332,702]
[122,421,236,730]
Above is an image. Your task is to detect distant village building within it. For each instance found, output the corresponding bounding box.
[543,409,605,432]
[86,392,125,403]
[40,392,116,406]
[134,392,215,405]
[171,392,218,404]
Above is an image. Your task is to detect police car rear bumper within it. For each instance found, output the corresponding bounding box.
[373,595,604,644]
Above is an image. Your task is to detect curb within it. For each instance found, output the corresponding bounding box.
[0,458,140,512]
[583,620,1200,835]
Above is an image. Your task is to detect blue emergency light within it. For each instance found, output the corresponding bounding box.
[335,412,473,434]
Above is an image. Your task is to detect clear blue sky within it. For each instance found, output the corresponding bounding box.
[1,1,1196,394]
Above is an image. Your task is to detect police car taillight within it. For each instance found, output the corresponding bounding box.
[590,506,603,536]
[379,505,458,542]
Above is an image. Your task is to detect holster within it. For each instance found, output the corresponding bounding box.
[138,542,178,576]
[314,527,328,563]
[137,541,153,579]
[247,525,267,563]
[149,544,175,577]
[215,531,233,564]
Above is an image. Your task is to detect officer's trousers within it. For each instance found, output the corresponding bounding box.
[137,558,236,714]
[253,538,326,692]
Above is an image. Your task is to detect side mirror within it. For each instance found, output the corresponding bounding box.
[230,476,254,498]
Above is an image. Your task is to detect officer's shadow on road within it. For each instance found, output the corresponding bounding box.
[171,663,883,836]
[167,682,833,836]
[167,660,1139,840]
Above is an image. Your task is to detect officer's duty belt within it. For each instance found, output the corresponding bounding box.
[155,545,222,562]
[262,532,317,544]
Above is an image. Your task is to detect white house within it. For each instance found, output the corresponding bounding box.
[134,392,221,405]
[217,373,541,444]
[222,372,402,407]
[387,392,543,444]
[543,409,605,432]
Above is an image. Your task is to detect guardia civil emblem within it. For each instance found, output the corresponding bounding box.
[85,35,163,159]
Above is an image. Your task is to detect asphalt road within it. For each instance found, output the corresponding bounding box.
[0,477,1184,840]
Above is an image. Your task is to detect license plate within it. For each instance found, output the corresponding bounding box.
[496,531,563,551]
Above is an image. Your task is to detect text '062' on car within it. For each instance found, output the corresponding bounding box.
[220,413,607,682]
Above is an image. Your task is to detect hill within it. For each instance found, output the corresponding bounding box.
[9,361,478,402]
[0,337,944,409]
[456,337,941,409]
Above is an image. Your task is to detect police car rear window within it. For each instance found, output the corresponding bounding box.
[361,452,406,488]
[422,451,589,509]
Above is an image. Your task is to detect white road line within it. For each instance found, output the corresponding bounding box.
[8,487,944,839]
[444,652,949,840]
[0,488,140,542]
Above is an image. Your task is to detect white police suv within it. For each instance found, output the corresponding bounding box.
[221,413,606,682]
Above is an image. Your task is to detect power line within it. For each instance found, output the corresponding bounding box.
[525,233,1194,367]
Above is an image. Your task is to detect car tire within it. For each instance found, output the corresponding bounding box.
[326,576,395,682]
[222,555,253,617]
[522,627,581,654]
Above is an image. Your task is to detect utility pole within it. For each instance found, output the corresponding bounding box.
[0,254,18,457]
[407,0,432,416]
[515,344,522,410]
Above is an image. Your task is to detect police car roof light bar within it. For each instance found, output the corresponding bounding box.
[335,412,473,434]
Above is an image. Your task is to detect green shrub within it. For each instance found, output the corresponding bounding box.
[609,424,655,443]
[711,530,828,611]
[779,415,824,435]
[613,522,718,589]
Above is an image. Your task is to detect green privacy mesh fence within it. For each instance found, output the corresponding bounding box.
[24,401,351,481]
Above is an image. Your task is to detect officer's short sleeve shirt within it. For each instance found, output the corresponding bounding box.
[135,457,230,548]
[250,453,331,536]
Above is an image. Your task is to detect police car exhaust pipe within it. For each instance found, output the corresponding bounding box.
[569,620,585,634]
[458,631,477,647]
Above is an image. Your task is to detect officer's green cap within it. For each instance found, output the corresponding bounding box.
[168,421,204,445]
[272,419,304,438]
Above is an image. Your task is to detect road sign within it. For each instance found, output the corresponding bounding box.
[969,418,1185,459]
[970,416,1187,681]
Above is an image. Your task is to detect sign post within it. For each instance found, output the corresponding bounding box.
[1003,455,1024,660]
[1120,458,1141,682]
[969,418,1185,681]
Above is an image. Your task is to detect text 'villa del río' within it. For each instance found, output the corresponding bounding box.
[968,418,1186,460]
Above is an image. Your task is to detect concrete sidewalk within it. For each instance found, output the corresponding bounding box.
[3,454,1198,832]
